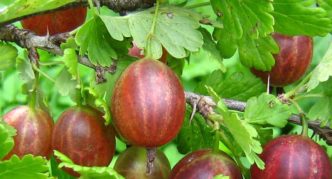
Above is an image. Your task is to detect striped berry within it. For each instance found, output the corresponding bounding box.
[170,149,242,179]
[52,106,115,176]
[250,135,332,179]
[252,34,313,87]
[111,59,185,147]
[3,106,53,159]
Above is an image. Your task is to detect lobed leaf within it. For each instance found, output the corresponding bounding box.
[244,93,291,128]
[54,150,124,179]
[0,120,16,160]
[307,42,332,91]
[76,15,130,67]
[100,6,204,59]
[0,155,49,179]
[273,0,332,36]
[195,69,265,101]
[211,0,277,71]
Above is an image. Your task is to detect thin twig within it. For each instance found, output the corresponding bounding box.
[184,91,332,145]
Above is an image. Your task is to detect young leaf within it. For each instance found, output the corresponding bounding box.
[307,42,332,92]
[16,57,35,84]
[273,0,332,36]
[205,87,265,169]
[85,86,112,125]
[0,120,16,160]
[244,93,291,128]
[61,48,78,79]
[175,105,216,154]
[100,6,204,59]
[222,113,264,169]
[0,43,17,71]
[0,155,49,179]
[54,150,124,179]
[55,67,76,96]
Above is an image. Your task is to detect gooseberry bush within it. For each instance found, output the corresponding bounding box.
[0,0,332,178]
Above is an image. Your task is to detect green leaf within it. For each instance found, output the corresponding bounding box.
[16,56,35,90]
[76,16,130,66]
[16,57,35,83]
[62,48,78,79]
[54,150,124,179]
[195,69,265,101]
[85,87,112,125]
[200,28,225,72]
[211,0,277,71]
[0,43,17,71]
[223,113,264,169]
[307,79,332,126]
[307,42,332,92]
[307,97,332,127]
[237,34,278,71]
[318,0,332,18]
[0,155,49,179]
[100,6,203,59]
[0,0,75,24]
[244,93,291,127]
[167,56,185,77]
[176,105,216,154]
[273,0,332,36]
[55,67,76,96]
[0,120,16,160]
[49,157,74,179]
[255,127,274,146]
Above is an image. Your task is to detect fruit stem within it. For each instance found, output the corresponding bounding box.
[301,115,309,137]
[32,65,56,83]
[146,147,157,175]
[39,61,64,66]
[212,130,220,153]
[284,71,312,99]
[293,93,324,101]
[28,64,40,111]
[145,1,160,58]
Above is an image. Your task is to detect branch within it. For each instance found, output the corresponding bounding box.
[185,92,332,145]
[0,24,116,82]
[0,0,156,27]
[0,25,68,55]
